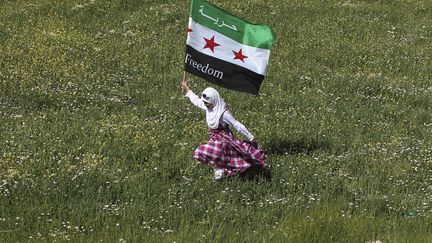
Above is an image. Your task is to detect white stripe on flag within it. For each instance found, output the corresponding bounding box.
[187,18,270,75]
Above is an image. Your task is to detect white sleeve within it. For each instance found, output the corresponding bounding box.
[222,110,254,141]
[185,90,206,110]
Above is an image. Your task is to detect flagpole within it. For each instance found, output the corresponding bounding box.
[181,71,189,94]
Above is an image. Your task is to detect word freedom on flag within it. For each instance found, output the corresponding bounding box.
[184,0,276,95]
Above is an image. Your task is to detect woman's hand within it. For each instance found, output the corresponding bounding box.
[181,79,190,93]
[250,140,259,148]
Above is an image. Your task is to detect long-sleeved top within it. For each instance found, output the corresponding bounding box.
[185,90,254,141]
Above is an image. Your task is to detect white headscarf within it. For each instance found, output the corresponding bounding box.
[201,87,227,129]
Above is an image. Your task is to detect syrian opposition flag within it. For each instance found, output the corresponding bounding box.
[184,0,276,95]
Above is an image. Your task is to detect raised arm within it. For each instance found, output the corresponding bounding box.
[222,110,254,141]
[181,79,206,110]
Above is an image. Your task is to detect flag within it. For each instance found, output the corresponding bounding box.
[184,0,276,95]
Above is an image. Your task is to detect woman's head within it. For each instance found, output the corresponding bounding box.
[201,87,227,129]
[201,87,220,109]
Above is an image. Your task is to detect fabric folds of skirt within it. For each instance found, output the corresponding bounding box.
[193,126,266,177]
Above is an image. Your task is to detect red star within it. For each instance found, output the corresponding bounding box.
[233,48,248,63]
[203,36,220,53]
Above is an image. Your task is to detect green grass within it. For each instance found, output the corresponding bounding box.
[1,0,432,242]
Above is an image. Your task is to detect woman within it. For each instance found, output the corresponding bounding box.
[181,79,267,181]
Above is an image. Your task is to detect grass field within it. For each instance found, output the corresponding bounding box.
[1,0,432,242]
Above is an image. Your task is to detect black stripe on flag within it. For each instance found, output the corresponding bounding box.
[184,45,264,95]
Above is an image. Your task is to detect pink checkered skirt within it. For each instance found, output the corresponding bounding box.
[193,126,266,177]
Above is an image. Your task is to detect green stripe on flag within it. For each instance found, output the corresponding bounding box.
[189,0,276,50]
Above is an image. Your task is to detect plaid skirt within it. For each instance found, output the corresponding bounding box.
[193,126,266,177]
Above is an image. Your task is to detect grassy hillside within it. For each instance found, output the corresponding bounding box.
[1,0,432,242]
